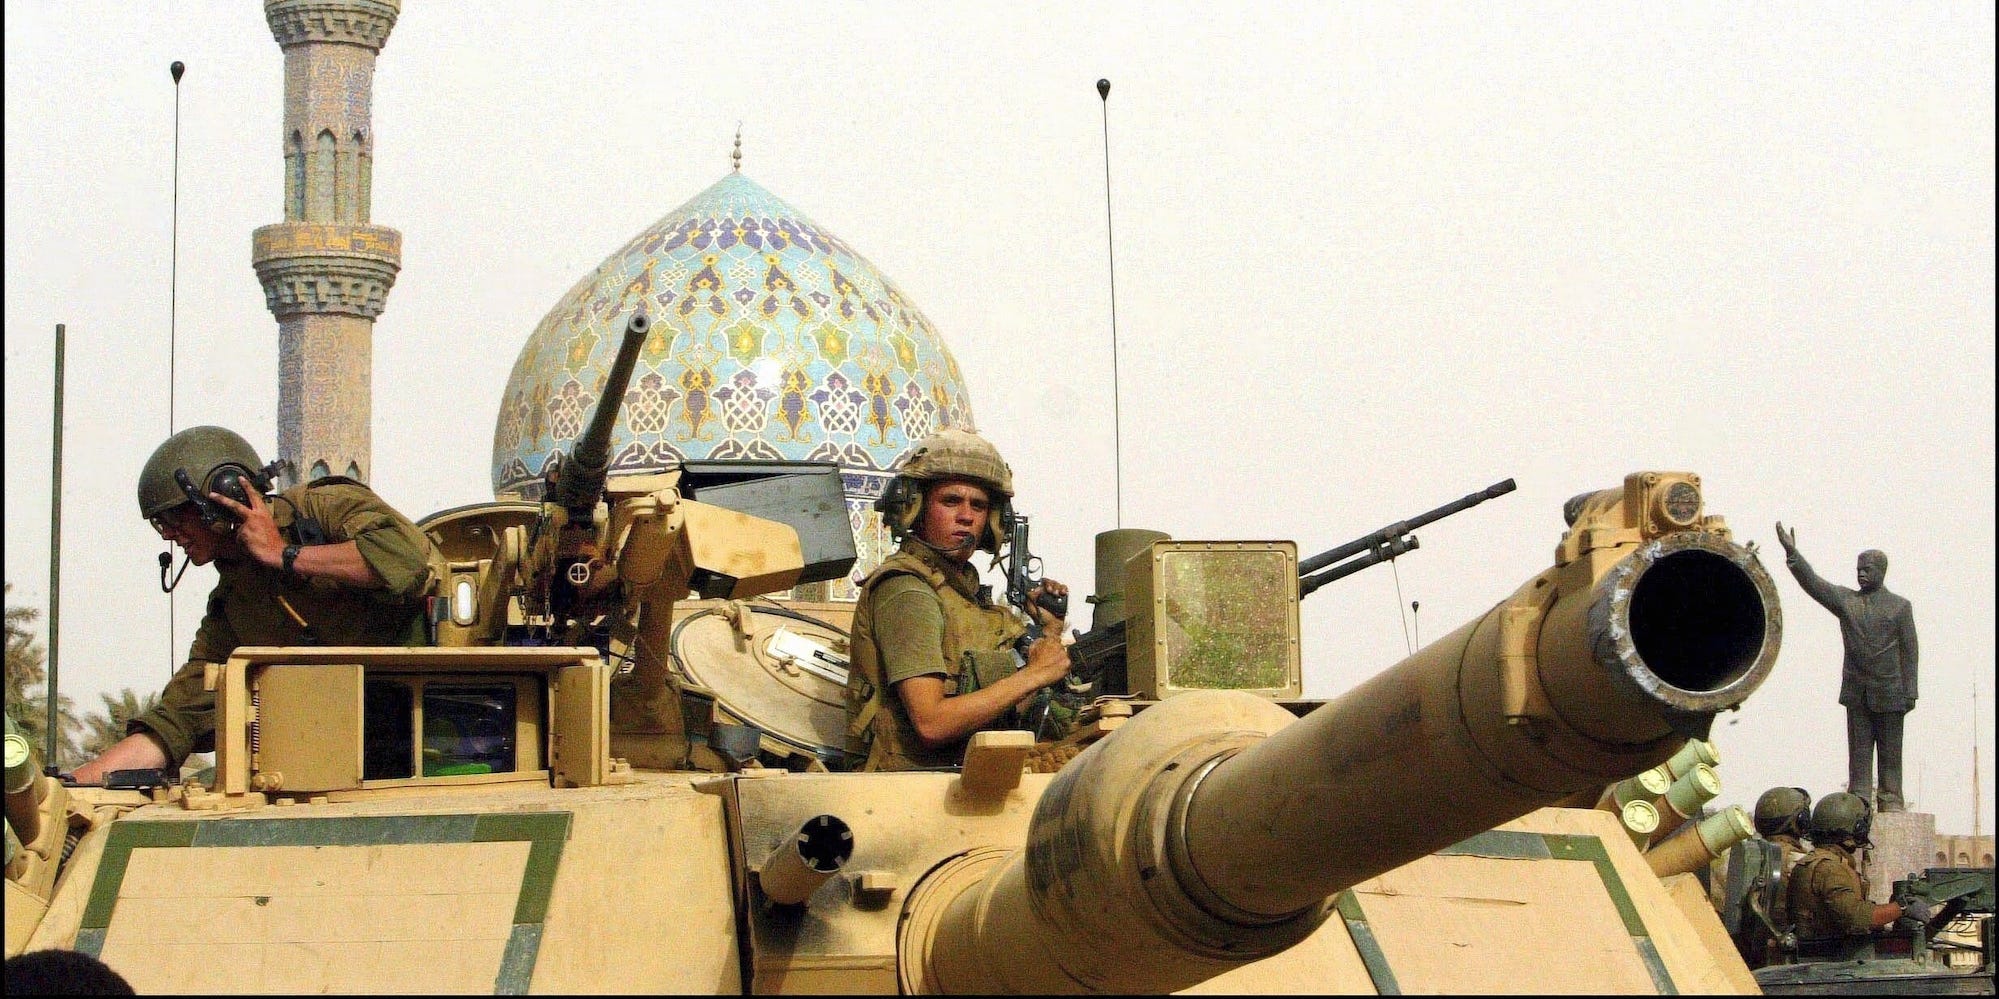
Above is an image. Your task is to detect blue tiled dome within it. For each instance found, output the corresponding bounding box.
[491,171,976,595]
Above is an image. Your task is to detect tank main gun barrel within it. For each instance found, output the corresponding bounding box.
[554,311,651,518]
[906,474,1781,993]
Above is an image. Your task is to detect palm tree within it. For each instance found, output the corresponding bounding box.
[5,584,82,768]
[80,688,163,759]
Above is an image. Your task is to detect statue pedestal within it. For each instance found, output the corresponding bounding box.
[1862,810,1937,902]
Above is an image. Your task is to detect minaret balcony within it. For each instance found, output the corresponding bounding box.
[253,222,401,320]
[266,0,401,51]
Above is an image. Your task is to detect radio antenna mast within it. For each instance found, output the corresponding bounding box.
[46,325,67,772]
[166,60,185,676]
[1097,78,1123,528]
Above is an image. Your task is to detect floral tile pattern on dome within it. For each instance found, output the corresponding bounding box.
[492,171,977,590]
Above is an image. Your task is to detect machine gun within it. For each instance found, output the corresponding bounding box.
[422,307,854,769]
[523,310,655,639]
[1297,478,1516,597]
[1895,867,1995,934]
[1064,478,1517,693]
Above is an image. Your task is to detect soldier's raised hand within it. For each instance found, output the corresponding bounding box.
[210,487,284,570]
[1774,522,1798,556]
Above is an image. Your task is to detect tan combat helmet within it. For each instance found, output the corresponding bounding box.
[876,427,1015,553]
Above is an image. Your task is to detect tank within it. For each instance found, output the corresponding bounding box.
[7,323,1792,991]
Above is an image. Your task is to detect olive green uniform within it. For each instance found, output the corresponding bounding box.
[845,542,1026,771]
[129,480,439,767]
[1757,832,1811,959]
[1787,843,1876,943]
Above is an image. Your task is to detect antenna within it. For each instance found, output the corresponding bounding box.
[1410,600,1421,649]
[1390,560,1413,655]
[46,325,66,773]
[1976,683,1983,841]
[167,60,184,676]
[1097,78,1123,528]
[170,60,183,431]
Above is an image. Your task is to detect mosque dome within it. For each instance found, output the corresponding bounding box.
[491,169,976,597]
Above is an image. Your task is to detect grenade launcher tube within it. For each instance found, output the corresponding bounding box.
[913,529,1780,994]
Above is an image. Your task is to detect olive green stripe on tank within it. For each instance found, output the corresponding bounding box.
[473,812,573,925]
[190,813,479,847]
[82,822,200,929]
[73,927,107,959]
[1420,830,1678,995]
[494,924,544,995]
[1540,835,1645,937]
[1541,833,1677,995]
[1633,937,1676,995]
[1333,890,1402,995]
[1436,829,1553,860]
[77,811,574,995]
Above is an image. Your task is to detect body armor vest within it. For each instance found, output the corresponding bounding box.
[845,545,1025,771]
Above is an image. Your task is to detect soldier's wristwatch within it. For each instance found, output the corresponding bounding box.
[282,543,302,578]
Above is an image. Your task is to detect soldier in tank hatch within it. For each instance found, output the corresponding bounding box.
[70,427,439,785]
[843,428,1072,772]
[1786,791,1931,957]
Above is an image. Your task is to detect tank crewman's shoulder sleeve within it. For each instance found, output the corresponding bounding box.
[875,574,949,686]
[293,482,438,601]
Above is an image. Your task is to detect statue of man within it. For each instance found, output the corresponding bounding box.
[1774,523,1919,812]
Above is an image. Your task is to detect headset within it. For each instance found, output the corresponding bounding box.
[172,461,269,534]
[873,477,923,538]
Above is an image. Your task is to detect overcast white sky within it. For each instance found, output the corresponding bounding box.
[5,2,1993,834]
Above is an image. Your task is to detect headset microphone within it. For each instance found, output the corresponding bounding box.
[158,550,189,593]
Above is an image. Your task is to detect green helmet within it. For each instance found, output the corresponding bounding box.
[1809,791,1873,845]
[1753,786,1812,838]
[137,426,269,520]
[876,428,1016,553]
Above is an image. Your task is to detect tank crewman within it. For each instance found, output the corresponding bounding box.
[1786,791,1932,957]
[1754,785,1816,876]
[1773,524,1919,812]
[70,427,439,785]
[844,428,1073,772]
[1749,786,1814,958]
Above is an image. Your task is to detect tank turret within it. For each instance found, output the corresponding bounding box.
[12,472,1802,994]
[897,472,1780,993]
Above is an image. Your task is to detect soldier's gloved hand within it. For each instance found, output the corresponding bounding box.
[1899,897,1935,926]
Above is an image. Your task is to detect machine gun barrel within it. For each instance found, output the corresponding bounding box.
[909,486,1780,994]
[554,311,651,517]
[1297,478,1516,580]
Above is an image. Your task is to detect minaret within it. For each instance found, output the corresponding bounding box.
[251,0,402,484]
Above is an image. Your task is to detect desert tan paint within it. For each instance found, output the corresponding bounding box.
[6,472,1779,994]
